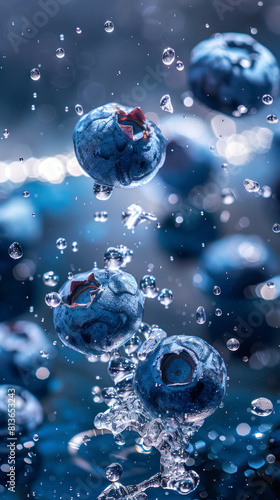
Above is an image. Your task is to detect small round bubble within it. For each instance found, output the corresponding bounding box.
[56,237,67,251]
[76,27,82,34]
[105,463,123,482]
[104,20,114,33]
[243,179,260,193]
[195,306,206,324]
[158,288,173,308]
[93,184,113,200]
[72,241,79,252]
[272,223,280,233]
[30,68,40,81]
[162,47,175,66]
[266,114,278,124]
[43,271,59,287]
[213,286,221,296]
[56,48,65,58]
[8,242,23,260]
[160,94,173,113]
[262,94,273,105]
[226,338,240,351]
[176,60,184,71]
[215,308,222,316]
[45,292,61,308]
[3,129,9,139]
[75,104,83,116]
[267,282,275,288]
[251,397,273,416]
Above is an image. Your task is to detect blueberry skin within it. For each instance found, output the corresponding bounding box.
[196,235,279,298]
[53,268,144,355]
[73,102,166,188]
[133,335,227,422]
[189,33,279,115]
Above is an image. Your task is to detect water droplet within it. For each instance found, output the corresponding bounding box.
[56,237,67,252]
[60,34,64,41]
[105,463,123,482]
[43,271,59,287]
[8,242,23,260]
[272,223,280,233]
[266,114,278,124]
[23,191,30,198]
[215,308,222,316]
[75,104,83,116]
[176,60,184,71]
[56,47,65,58]
[251,397,273,416]
[158,288,173,308]
[140,275,158,298]
[108,354,136,384]
[31,104,36,111]
[266,454,275,464]
[3,129,9,139]
[221,163,228,170]
[40,350,49,358]
[226,338,240,351]
[65,106,69,113]
[76,27,82,34]
[119,245,133,266]
[124,335,142,356]
[195,306,206,325]
[94,211,108,222]
[114,434,125,446]
[162,47,175,66]
[160,94,174,113]
[68,271,73,280]
[93,183,113,200]
[30,68,40,81]
[267,282,275,288]
[262,94,273,105]
[221,188,235,205]
[243,179,260,193]
[213,286,221,296]
[72,241,79,252]
[104,20,114,33]
[33,434,39,442]
[45,292,61,308]
[122,204,157,231]
[104,247,123,270]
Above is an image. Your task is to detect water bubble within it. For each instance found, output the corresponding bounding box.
[162,47,175,66]
[124,335,142,356]
[68,272,73,280]
[108,354,136,384]
[221,163,228,170]
[243,179,260,193]
[94,211,108,222]
[267,282,275,288]
[56,237,67,252]
[56,48,65,58]
[226,338,240,351]
[45,292,61,308]
[104,20,114,33]
[262,185,272,198]
[262,94,273,105]
[65,106,69,112]
[76,27,82,34]
[251,397,273,416]
[213,286,221,296]
[140,275,158,298]
[215,308,222,316]
[195,306,206,325]
[43,271,59,287]
[72,241,79,252]
[23,191,30,198]
[160,94,174,113]
[158,288,173,308]
[266,454,276,464]
[3,129,9,139]
[105,463,123,482]
[31,104,36,111]
[221,188,235,205]
[75,104,83,116]
[272,223,280,233]
[60,34,64,41]
[176,60,184,71]
[114,434,125,446]
[138,322,151,339]
[8,242,23,260]
[30,68,40,81]
[122,204,157,231]
[93,183,113,201]
[104,247,123,270]
[266,114,278,124]
[33,434,39,442]
[119,245,133,267]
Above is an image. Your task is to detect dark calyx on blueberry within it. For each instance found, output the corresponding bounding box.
[161,351,196,385]
[117,106,150,141]
[67,273,101,307]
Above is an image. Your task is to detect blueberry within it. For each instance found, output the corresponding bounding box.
[53,268,144,355]
[73,103,166,193]
[133,335,227,421]
[196,235,279,297]
[189,33,279,115]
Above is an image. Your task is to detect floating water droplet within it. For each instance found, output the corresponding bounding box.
[215,308,222,316]
[243,179,260,193]
[30,68,40,81]
[56,47,65,58]
[158,288,173,308]
[251,397,273,416]
[266,114,278,124]
[40,350,49,358]
[213,286,221,296]
[56,237,67,252]
[43,271,59,287]
[93,183,113,200]
[267,282,275,288]
[60,34,64,41]
[195,306,206,325]
[104,20,114,33]
[65,106,69,112]
[262,94,273,105]
[140,275,158,298]
[75,104,83,116]
[124,335,141,356]
[221,188,235,205]
[226,338,240,351]
[104,247,123,270]
[266,454,276,464]
[31,104,36,111]
[122,204,157,231]
[176,60,184,71]
[45,292,61,308]
[162,47,175,66]
[3,129,9,139]
[33,434,39,442]
[105,463,123,482]
[94,211,108,222]
[160,94,174,113]
[72,241,79,252]
[76,27,82,34]
[262,185,272,198]
[23,191,30,198]
[108,354,136,383]
[68,271,73,280]
[114,434,125,446]
[221,163,228,170]
[272,223,280,233]
[119,245,133,267]
[8,242,23,260]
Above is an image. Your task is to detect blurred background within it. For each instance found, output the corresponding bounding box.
[1,0,280,499]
